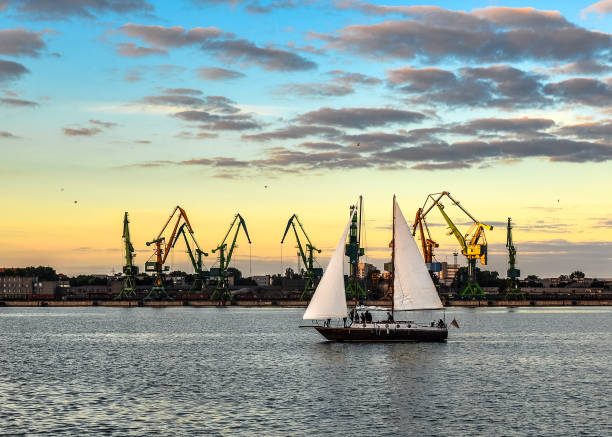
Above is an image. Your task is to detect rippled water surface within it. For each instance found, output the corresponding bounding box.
[1,306,611,436]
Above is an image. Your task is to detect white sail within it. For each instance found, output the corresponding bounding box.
[303,210,355,320]
[393,198,444,311]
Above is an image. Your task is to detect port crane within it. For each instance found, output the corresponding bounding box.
[505,217,523,299]
[116,212,138,300]
[412,208,442,272]
[144,205,196,300]
[210,213,251,302]
[346,196,365,300]
[421,191,493,297]
[281,214,322,300]
[171,222,209,291]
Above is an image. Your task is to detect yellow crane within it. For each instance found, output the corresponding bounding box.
[421,191,493,297]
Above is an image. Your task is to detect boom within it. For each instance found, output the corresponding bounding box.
[281,214,321,300]
[116,212,138,300]
[505,217,522,298]
[172,223,209,290]
[144,205,196,300]
[210,213,251,302]
[412,208,441,272]
[421,191,493,297]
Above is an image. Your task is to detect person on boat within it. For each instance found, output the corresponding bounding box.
[386,311,393,322]
[365,310,372,323]
[343,316,347,327]
[437,319,446,328]
[360,313,366,324]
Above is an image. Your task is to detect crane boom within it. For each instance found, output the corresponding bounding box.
[436,203,467,252]
[412,207,440,270]
[144,205,197,300]
[421,191,492,297]
[116,212,137,300]
[210,213,251,302]
[281,214,321,300]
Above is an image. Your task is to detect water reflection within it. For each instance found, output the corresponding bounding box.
[0,306,610,436]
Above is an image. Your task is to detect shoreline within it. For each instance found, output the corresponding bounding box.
[1,299,611,308]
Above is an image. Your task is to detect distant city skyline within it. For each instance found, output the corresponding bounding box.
[1,0,611,277]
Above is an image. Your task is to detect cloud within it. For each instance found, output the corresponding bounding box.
[556,120,612,141]
[196,66,245,80]
[387,65,549,108]
[0,58,29,82]
[317,6,611,64]
[117,23,315,72]
[119,23,223,47]
[455,117,555,136]
[180,157,250,167]
[245,0,297,14]
[241,125,341,141]
[327,70,382,86]
[277,70,381,97]
[134,140,151,144]
[167,93,261,131]
[0,97,37,106]
[115,42,166,57]
[141,94,207,107]
[386,67,456,90]
[201,38,316,71]
[127,135,612,175]
[161,88,202,96]
[0,28,47,57]
[296,107,425,129]
[412,162,472,171]
[547,60,612,76]
[62,119,116,136]
[0,130,18,138]
[176,130,219,140]
[89,119,118,128]
[544,78,612,106]
[376,138,612,166]
[277,82,353,97]
[62,127,102,136]
[299,141,344,150]
[341,132,411,150]
[123,64,185,82]
[582,0,612,17]
[4,0,154,20]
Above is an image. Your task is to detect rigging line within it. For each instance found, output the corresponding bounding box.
[249,244,252,278]
[280,243,283,275]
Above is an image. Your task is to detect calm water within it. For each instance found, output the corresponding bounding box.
[1,306,611,436]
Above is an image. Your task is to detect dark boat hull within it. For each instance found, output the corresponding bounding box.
[314,325,448,342]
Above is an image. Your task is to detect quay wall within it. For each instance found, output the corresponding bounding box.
[1,300,611,308]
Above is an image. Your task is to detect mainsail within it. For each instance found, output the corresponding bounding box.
[303,209,355,320]
[393,198,444,311]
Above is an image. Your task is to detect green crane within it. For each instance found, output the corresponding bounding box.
[281,214,322,300]
[210,213,251,302]
[505,217,523,300]
[116,211,138,300]
[346,196,365,300]
[172,223,209,290]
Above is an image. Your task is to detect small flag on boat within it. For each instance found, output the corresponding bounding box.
[450,318,459,329]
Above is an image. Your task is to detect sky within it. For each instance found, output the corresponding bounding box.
[1,0,611,278]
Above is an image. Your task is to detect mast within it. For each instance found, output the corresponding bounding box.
[391,195,395,319]
[354,195,362,311]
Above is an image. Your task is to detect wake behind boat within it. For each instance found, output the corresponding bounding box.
[301,195,448,342]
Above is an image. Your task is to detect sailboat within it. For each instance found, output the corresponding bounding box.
[302,196,448,342]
